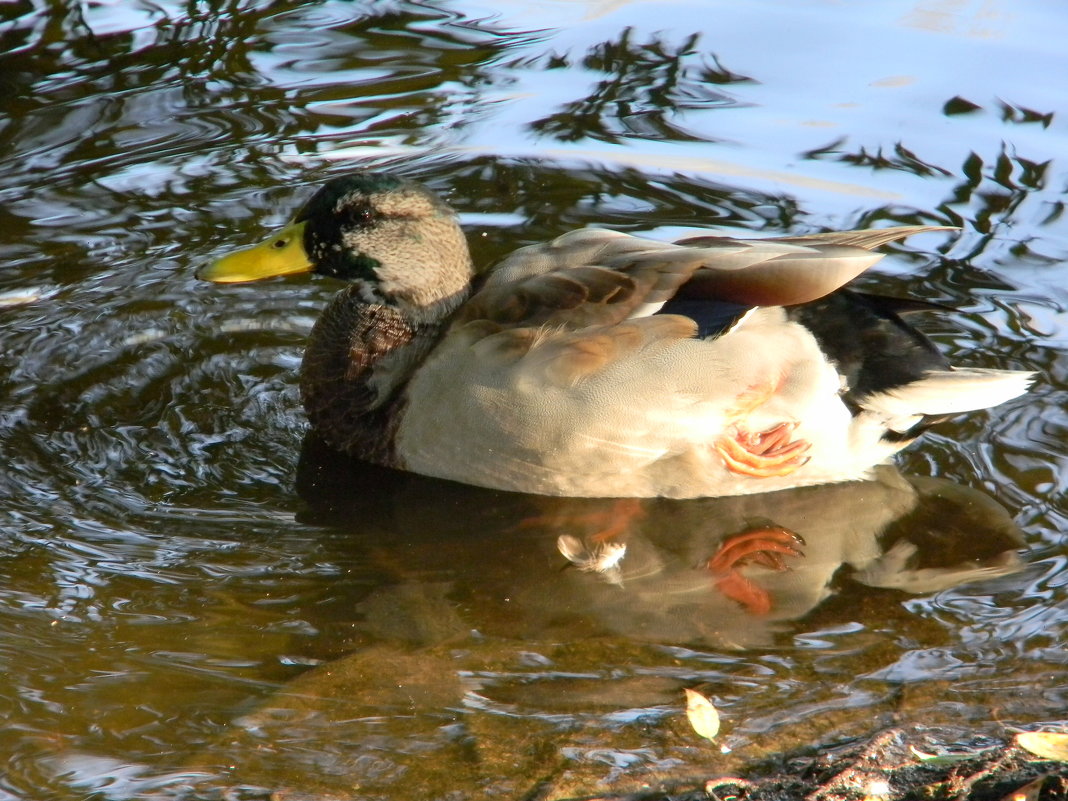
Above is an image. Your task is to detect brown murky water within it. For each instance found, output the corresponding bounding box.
[1,1,1066,798]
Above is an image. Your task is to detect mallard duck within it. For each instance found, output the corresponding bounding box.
[199,172,1033,499]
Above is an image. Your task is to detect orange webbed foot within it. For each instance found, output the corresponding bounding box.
[707,527,805,614]
[714,571,774,615]
[715,422,812,478]
[707,526,806,573]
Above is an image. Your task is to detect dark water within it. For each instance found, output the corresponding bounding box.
[1,1,1066,798]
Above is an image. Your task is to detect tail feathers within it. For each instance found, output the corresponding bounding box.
[861,368,1035,433]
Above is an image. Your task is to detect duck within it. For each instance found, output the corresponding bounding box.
[198,171,1033,499]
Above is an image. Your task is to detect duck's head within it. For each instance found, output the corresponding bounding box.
[198,172,475,320]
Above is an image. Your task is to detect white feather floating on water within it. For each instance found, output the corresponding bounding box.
[557,534,627,585]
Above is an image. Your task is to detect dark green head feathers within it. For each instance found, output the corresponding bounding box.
[198,171,473,314]
[296,173,424,282]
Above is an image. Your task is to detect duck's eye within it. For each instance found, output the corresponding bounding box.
[340,203,375,227]
[272,237,288,249]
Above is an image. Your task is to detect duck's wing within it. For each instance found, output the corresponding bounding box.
[457,225,956,332]
[672,225,958,307]
[456,229,693,330]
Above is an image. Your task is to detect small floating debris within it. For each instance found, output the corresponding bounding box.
[908,743,995,764]
[0,286,57,307]
[557,534,626,585]
[1016,731,1068,761]
[684,688,720,741]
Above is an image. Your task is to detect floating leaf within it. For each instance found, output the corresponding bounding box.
[1000,774,1046,801]
[684,688,720,740]
[1016,731,1068,761]
[909,744,991,764]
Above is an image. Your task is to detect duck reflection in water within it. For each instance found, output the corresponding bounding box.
[296,434,1022,650]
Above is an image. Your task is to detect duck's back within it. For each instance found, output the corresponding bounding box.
[389,229,1031,498]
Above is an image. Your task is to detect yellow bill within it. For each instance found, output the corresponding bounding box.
[198,221,311,283]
